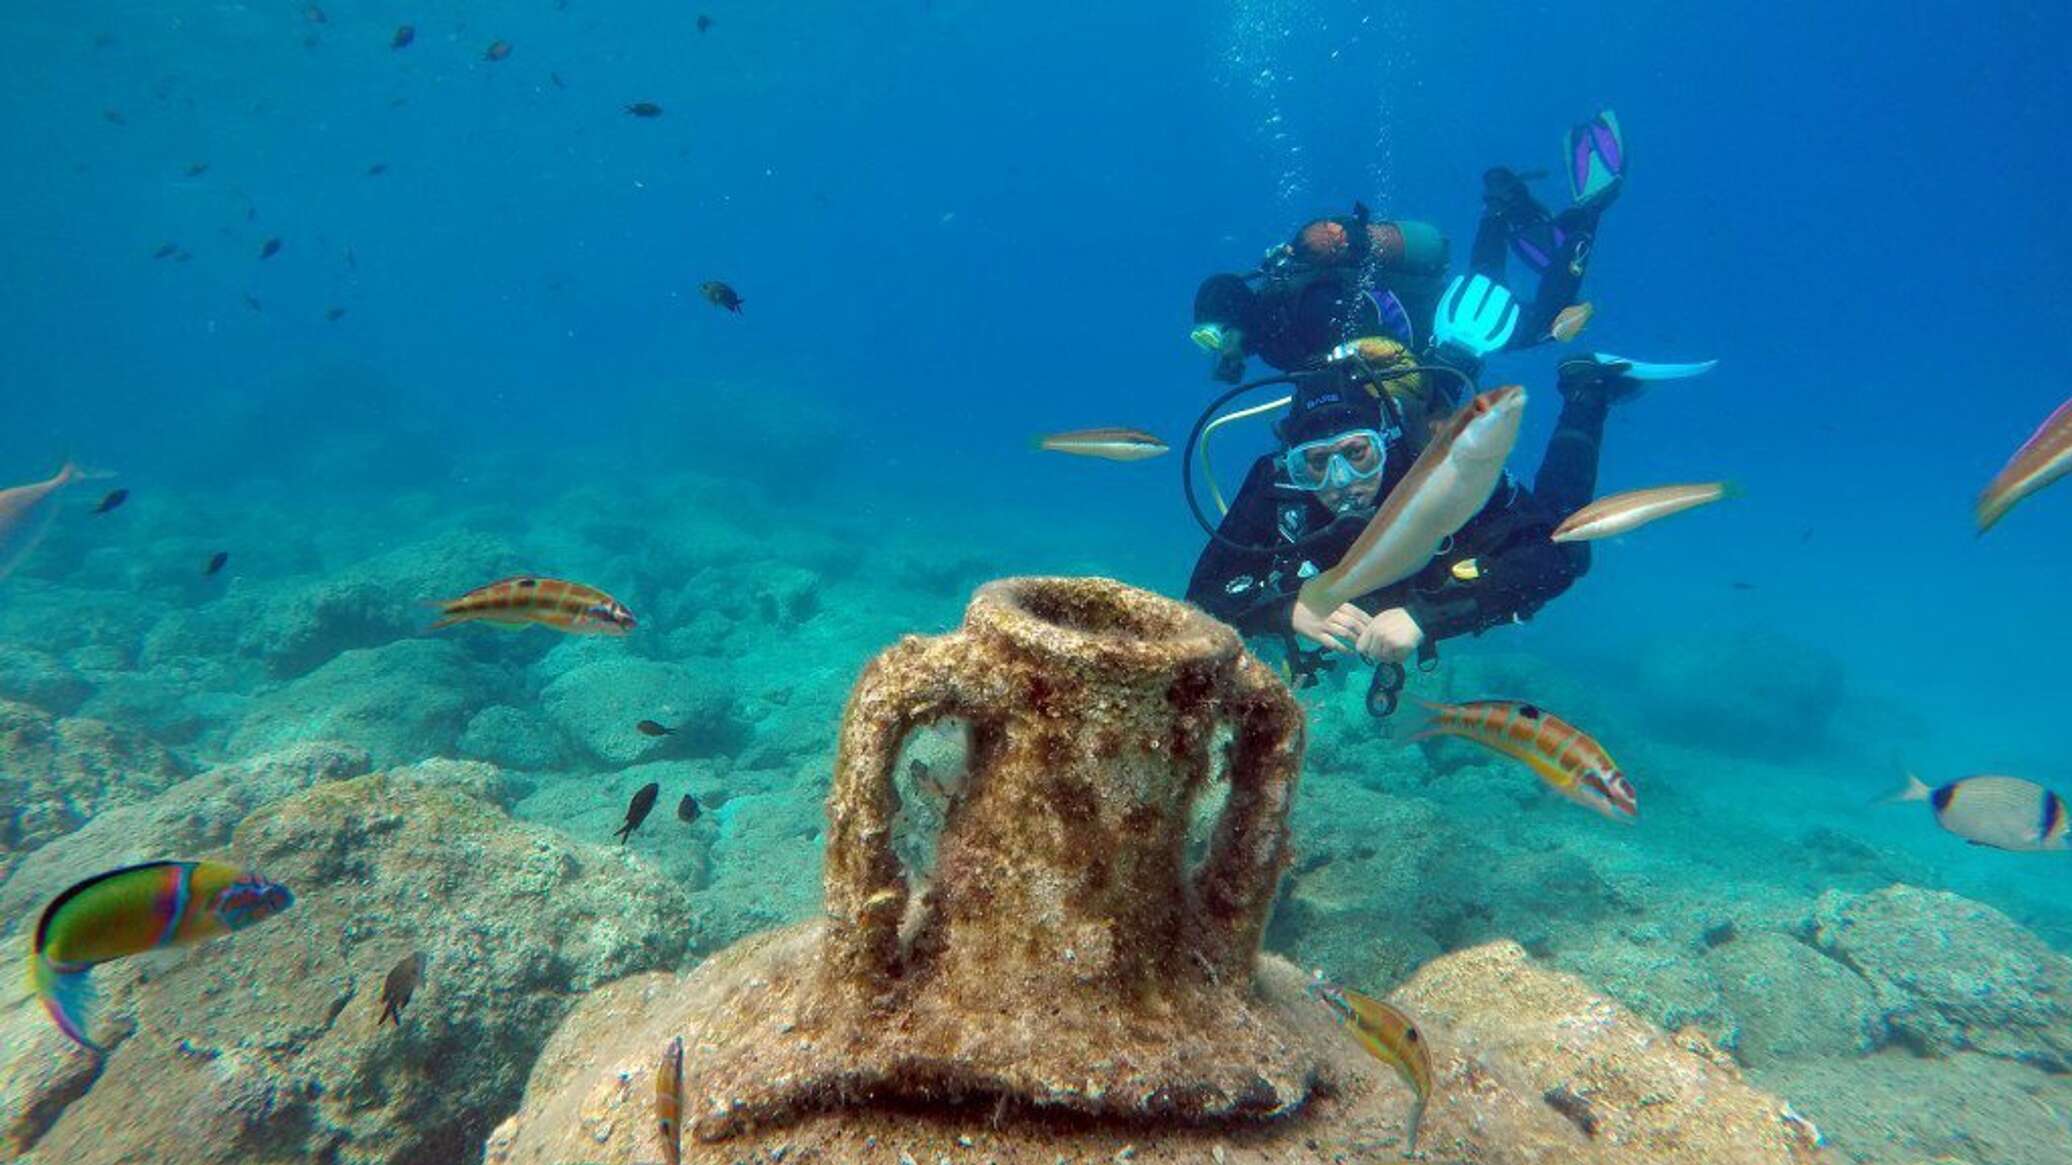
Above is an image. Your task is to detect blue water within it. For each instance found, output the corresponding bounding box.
[4,4,2070,1162]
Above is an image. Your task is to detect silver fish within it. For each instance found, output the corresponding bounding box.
[0,461,86,582]
[1551,482,1735,543]
[1889,773,2070,853]
[1036,427,1168,462]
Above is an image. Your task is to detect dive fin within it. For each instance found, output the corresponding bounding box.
[1565,109,1626,210]
[1592,351,1717,381]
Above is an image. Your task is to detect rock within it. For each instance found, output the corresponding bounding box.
[1558,928,1736,1046]
[0,741,370,939]
[13,763,690,1165]
[0,645,91,715]
[1812,884,2072,1070]
[458,704,573,772]
[1391,940,1834,1163]
[1631,631,1845,761]
[1755,1050,2072,1165]
[0,699,188,868]
[226,639,497,766]
[1705,932,1881,1066]
[540,657,744,768]
[0,995,98,1159]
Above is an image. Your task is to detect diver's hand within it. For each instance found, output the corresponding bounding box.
[1292,601,1371,654]
[1355,607,1424,664]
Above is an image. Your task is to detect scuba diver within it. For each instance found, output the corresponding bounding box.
[1178,112,1711,713]
[1189,110,1627,395]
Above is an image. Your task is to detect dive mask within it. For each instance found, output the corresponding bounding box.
[1282,429,1387,491]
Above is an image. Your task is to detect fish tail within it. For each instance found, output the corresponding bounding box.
[1403,700,1450,744]
[29,952,104,1054]
[1717,480,1745,501]
[1402,1096,1426,1156]
[1878,771,1932,805]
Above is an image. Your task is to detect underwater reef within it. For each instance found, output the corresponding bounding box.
[1,467,2068,1164]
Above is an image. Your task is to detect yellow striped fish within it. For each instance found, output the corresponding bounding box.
[1035,427,1169,461]
[655,1034,683,1165]
[428,575,636,635]
[1310,979,1433,1156]
[1411,699,1637,820]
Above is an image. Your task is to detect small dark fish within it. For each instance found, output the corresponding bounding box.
[242,294,264,312]
[626,102,663,118]
[173,250,192,263]
[152,242,178,260]
[1730,581,1756,591]
[636,719,674,737]
[1352,199,1370,222]
[549,71,566,90]
[700,281,743,313]
[366,162,388,177]
[343,246,357,271]
[93,489,128,515]
[204,551,229,576]
[676,794,700,824]
[103,109,126,126]
[391,25,415,50]
[305,4,327,24]
[696,14,714,33]
[259,237,282,260]
[183,161,209,177]
[1543,1085,1598,1138]
[377,951,426,1027]
[1799,527,1814,543]
[484,40,512,62]
[325,306,347,322]
[616,782,660,844]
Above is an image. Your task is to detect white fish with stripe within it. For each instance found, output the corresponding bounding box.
[1886,773,2070,853]
[1551,482,1736,543]
[1035,427,1169,462]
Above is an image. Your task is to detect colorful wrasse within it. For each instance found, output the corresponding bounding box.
[1035,427,1169,461]
[429,575,636,635]
[1412,699,1637,820]
[0,461,86,582]
[1551,481,1735,543]
[1548,301,1594,343]
[656,1034,684,1165]
[1887,773,2069,853]
[1298,386,1525,619]
[29,860,294,1052]
[1977,396,2072,533]
[1310,980,1432,1155]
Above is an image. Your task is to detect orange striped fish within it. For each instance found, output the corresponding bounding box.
[1411,699,1636,820]
[655,1034,683,1165]
[1977,396,2072,533]
[428,576,636,635]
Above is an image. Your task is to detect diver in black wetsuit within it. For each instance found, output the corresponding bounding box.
[1181,111,1644,671]
[1183,356,1635,667]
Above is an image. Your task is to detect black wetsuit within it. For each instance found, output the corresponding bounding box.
[1184,364,1612,648]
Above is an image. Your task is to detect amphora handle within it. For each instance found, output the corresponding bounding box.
[1190,653,1306,983]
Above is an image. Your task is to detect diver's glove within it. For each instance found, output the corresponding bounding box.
[1428,273,1520,377]
[1193,323,1247,383]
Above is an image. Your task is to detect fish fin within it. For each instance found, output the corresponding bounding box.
[30,953,105,1054]
[424,613,464,631]
[1403,1096,1426,1156]
[1877,772,1932,805]
[1718,481,1745,501]
[1403,700,1448,744]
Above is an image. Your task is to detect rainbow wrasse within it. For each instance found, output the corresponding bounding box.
[1035,427,1169,461]
[656,1034,684,1165]
[430,576,636,635]
[1411,699,1637,820]
[1551,482,1734,543]
[1299,386,1524,618]
[1310,980,1432,1155]
[30,860,294,1052]
[1977,396,2072,533]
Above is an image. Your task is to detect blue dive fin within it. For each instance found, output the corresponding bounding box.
[1566,109,1626,210]
[1593,351,1717,381]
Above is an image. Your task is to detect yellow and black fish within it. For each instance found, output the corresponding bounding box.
[430,576,636,636]
[1310,979,1433,1155]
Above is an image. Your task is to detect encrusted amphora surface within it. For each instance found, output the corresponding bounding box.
[700,575,1313,1137]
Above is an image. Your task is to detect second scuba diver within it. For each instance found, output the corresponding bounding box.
[1179,112,1711,692]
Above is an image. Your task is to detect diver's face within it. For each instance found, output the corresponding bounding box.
[1316,474,1382,515]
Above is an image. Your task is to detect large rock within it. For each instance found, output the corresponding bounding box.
[0,741,371,941]
[1755,1050,2072,1165]
[1706,931,1882,1066]
[1812,884,2072,1070]
[226,639,497,766]
[0,699,188,867]
[540,656,744,768]
[0,645,91,714]
[1631,631,1845,761]
[12,762,691,1165]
